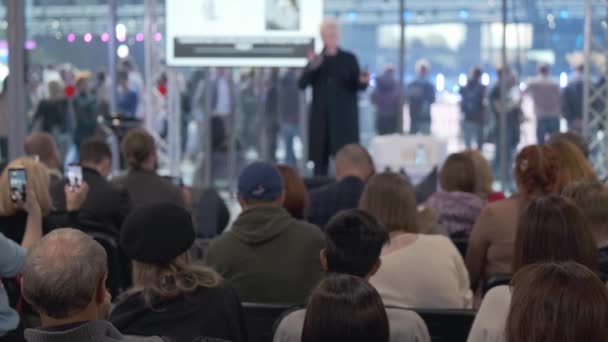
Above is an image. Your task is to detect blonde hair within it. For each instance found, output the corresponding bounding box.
[465,150,494,198]
[130,252,222,308]
[549,139,597,191]
[0,157,52,216]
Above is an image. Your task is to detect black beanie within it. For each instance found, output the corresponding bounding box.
[120,202,195,264]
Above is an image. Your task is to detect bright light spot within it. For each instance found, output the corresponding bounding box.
[481,73,490,86]
[67,33,76,43]
[436,73,445,92]
[51,20,60,29]
[519,82,527,92]
[154,32,162,42]
[117,44,130,58]
[347,11,358,21]
[25,40,36,50]
[560,72,568,88]
[0,65,8,81]
[547,13,555,22]
[135,32,144,42]
[83,33,92,43]
[101,32,110,42]
[115,23,127,40]
[459,10,470,20]
[560,10,569,19]
[458,73,468,87]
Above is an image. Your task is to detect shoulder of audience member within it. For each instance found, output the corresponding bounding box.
[274,308,307,342]
[386,308,431,340]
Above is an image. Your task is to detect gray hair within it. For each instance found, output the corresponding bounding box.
[336,144,374,171]
[22,228,107,319]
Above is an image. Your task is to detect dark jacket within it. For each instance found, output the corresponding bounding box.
[562,76,584,122]
[72,92,98,146]
[24,320,163,342]
[298,49,367,164]
[406,78,436,122]
[206,206,325,304]
[306,176,366,229]
[110,283,247,342]
[52,167,131,232]
[0,212,71,244]
[33,98,69,133]
[279,70,301,124]
[460,80,486,123]
[371,72,400,115]
[112,170,185,210]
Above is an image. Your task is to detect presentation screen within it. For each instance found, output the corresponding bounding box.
[166,0,324,67]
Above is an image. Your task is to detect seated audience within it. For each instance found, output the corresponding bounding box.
[21,228,163,342]
[424,152,484,237]
[548,138,596,191]
[307,144,374,228]
[0,157,86,243]
[206,162,325,304]
[52,137,130,231]
[274,209,430,342]
[506,262,608,342]
[465,150,505,202]
[193,188,230,239]
[113,128,185,209]
[466,145,559,289]
[362,173,472,309]
[468,196,598,342]
[277,165,308,219]
[548,131,589,159]
[562,180,608,275]
[0,185,43,341]
[24,132,63,187]
[302,274,389,342]
[110,203,246,342]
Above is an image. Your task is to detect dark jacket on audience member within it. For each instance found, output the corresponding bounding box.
[52,167,131,232]
[206,206,325,304]
[113,169,185,209]
[110,283,246,342]
[0,212,64,245]
[307,176,366,229]
[24,320,163,342]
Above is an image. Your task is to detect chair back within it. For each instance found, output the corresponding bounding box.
[404,308,477,342]
[242,302,297,342]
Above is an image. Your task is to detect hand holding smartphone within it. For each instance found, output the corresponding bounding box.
[66,164,83,192]
[8,168,27,203]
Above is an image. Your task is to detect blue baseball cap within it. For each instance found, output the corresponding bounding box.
[238,162,283,201]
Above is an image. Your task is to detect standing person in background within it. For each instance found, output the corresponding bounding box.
[372,65,401,135]
[460,67,486,150]
[280,68,301,167]
[72,71,98,149]
[117,70,139,118]
[238,71,258,149]
[562,64,584,134]
[298,18,369,176]
[263,69,280,162]
[209,68,236,151]
[406,59,436,135]
[524,64,562,144]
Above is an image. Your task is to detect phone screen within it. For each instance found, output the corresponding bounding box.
[66,165,83,191]
[8,168,27,202]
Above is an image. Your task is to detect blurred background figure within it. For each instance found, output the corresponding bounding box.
[524,64,562,144]
[407,59,435,135]
[117,70,138,118]
[372,65,401,135]
[460,67,486,150]
[562,63,585,134]
[280,68,302,167]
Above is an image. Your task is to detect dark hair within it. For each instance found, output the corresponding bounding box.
[324,209,389,277]
[302,274,389,342]
[439,152,476,193]
[276,165,308,219]
[538,64,550,75]
[121,128,155,170]
[79,137,112,165]
[507,262,608,342]
[514,145,559,196]
[512,196,598,274]
[24,133,57,165]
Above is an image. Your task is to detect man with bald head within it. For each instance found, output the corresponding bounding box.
[307,144,375,228]
[21,228,162,342]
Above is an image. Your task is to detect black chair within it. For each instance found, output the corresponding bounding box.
[407,308,477,342]
[483,274,512,295]
[451,237,469,259]
[242,302,297,342]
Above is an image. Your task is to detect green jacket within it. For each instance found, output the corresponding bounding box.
[206,206,325,305]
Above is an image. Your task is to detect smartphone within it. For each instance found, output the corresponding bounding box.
[66,164,83,191]
[8,168,27,203]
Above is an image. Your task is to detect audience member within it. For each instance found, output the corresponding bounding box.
[0,157,86,243]
[193,188,230,239]
[274,209,430,342]
[465,150,505,202]
[466,145,559,289]
[547,131,589,158]
[206,162,325,304]
[52,137,130,231]
[110,203,246,342]
[114,128,185,208]
[21,229,163,342]
[424,152,484,237]
[548,138,596,191]
[307,144,374,228]
[24,133,63,187]
[276,165,308,219]
[562,180,608,275]
[302,274,390,342]
[468,196,598,342]
[506,262,608,342]
[361,173,472,309]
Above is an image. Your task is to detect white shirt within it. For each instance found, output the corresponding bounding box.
[467,285,510,342]
[215,77,231,115]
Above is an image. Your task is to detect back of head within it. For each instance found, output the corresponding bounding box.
[513,196,598,273]
[470,67,482,81]
[276,165,308,219]
[507,262,608,342]
[79,137,112,166]
[335,144,374,181]
[24,132,58,167]
[359,172,418,233]
[302,274,389,342]
[464,150,494,198]
[324,209,389,278]
[439,152,476,193]
[562,180,608,242]
[121,128,155,170]
[415,59,430,76]
[22,228,108,319]
[514,145,559,196]
[0,157,52,216]
[547,132,589,159]
[237,161,284,206]
[538,64,550,76]
[548,139,596,191]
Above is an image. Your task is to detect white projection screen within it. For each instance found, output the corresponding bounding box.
[166,0,324,67]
